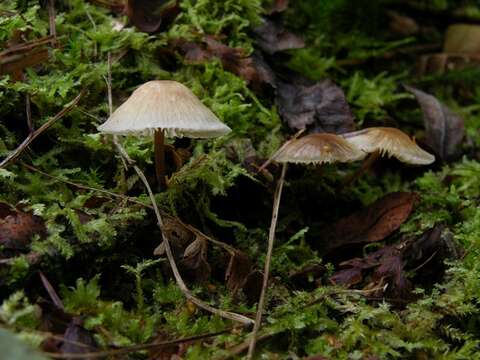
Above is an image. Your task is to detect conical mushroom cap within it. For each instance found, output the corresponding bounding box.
[98,80,231,138]
[274,133,366,164]
[342,127,435,165]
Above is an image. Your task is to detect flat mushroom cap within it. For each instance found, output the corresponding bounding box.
[342,127,435,165]
[274,133,366,164]
[98,80,231,138]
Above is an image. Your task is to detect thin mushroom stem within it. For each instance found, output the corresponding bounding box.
[247,163,288,359]
[342,150,380,188]
[154,129,167,189]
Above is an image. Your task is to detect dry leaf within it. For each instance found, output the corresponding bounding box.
[225,250,253,296]
[276,78,355,134]
[405,86,465,161]
[321,192,418,252]
[124,0,179,33]
[0,202,46,250]
[253,19,304,54]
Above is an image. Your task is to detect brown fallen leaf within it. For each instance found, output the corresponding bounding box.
[58,317,98,358]
[321,192,418,252]
[276,77,355,134]
[176,36,276,91]
[181,236,211,283]
[253,19,304,55]
[329,225,461,300]
[405,86,465,162]
[0,202,46,250]
[124,0,179,33]
[0,36,53,80]
[225,250,253,296]
[266,0,289,15]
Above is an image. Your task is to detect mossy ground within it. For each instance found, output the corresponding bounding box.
[1,0,480,359]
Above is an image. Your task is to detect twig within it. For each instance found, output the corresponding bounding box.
[42,329,230,359]
[25,93,33,133]
[104,52,128,170]
[220,332,277,360]
[0,90,84,169]
[257,129,304,174]
[39,271,65,310]
[246,163,287,359]
[22,163,150,209]
[0,36,55,57]
[131,161,254,325]
[47,0,57,46]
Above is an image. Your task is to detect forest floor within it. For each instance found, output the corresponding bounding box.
[1,0,480,359]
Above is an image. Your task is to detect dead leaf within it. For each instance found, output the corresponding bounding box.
[253,19,304,54]
[225,250,253,296]
[405,86,465,162]
[329,267,363,287]
[321,192,418,252]
[0,36,53,80]
[181,236,211,283]
[176,36,276,91]
[242,270,263,304]
[266,0,289,15]
[329,225,461,300]
[276,78,355,134]
[124,0,179,33]
[59,317,97,359]
[0,202,46,250]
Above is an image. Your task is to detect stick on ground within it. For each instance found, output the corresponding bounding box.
[247,163,287,358]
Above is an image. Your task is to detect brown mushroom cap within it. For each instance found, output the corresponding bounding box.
[342,127,435,165]
[97,80,231,138]
[274,133,366,164]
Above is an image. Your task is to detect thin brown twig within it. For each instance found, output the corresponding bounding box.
[247,163,287,359]
[0,36,55,57]
[25,93,33,133]
[47,0,57,46]
[42,329,230,359]
[131,162,254,325]
[104,51,128,170]
[0,90,84,169]
[21,163,150,209]
[39,271,65,310]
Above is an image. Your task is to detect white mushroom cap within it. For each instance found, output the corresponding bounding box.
[342,127,435,165]
[98,80,231,138]
[274,133,366,165]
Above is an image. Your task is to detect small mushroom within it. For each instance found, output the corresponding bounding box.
[98,80,231,188]
[274,133,366,164]
[341,127,435,185]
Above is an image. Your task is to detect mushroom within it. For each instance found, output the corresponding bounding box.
[341,127,435,185]
[98,80,231,188]
[249,133,365,354]
[274,133,366,165]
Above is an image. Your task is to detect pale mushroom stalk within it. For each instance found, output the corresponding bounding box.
[342,150,380,187]
[154,129,167,188]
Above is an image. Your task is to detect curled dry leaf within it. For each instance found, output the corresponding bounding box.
[276,78,355,134]
[321,192,418,252]
[405,86,465,162]
[124,0,179,33]
[329,225,460,300]
[181,236,211,283]
[266,0,289,15]
[176,36,276,91]
[225,251,262,302]
[59,317,98,356]
[0,202,46,250]
[253,19,304,55]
